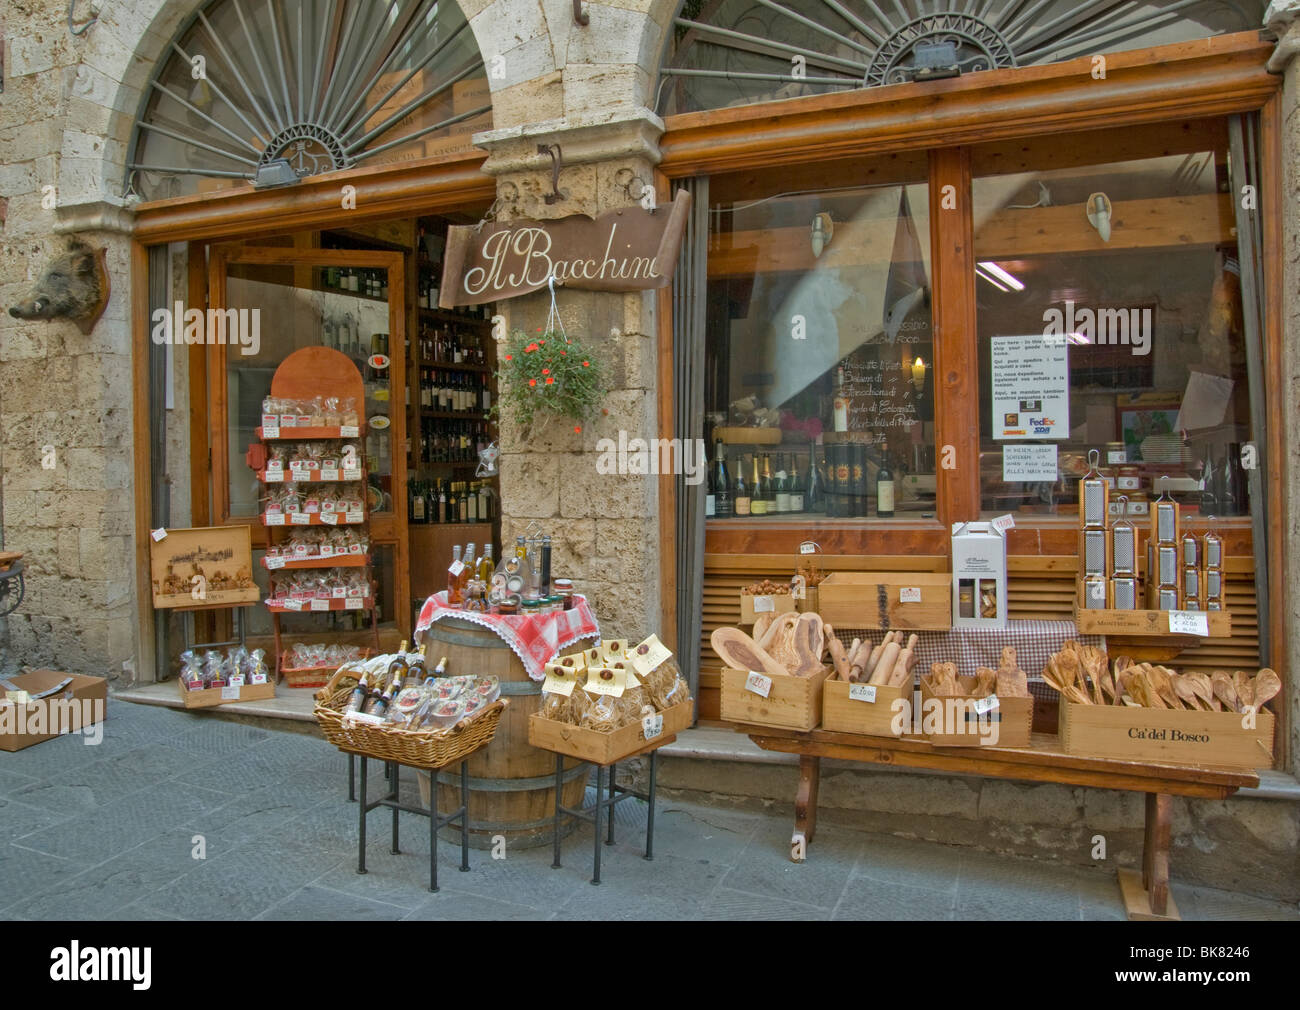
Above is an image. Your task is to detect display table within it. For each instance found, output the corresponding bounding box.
[735,723,1260,921]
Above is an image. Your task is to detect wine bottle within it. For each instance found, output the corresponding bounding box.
[733,455,751,517]
[789,453,804,513]
[447,545,464,605]
[774,453,790,514]
[833,366,849,433]
[876,452,895,518]
[762,454,777,514]
[805,439,822,514]
[713,440,732,518]
[750,456,767,516]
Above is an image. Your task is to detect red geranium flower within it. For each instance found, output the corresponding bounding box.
[545,377,555,385]
[574,425,581,433]
[542,368,550,375]
[525,342,539,353]
[560,350,567,356]
[528,378,537,387]
[582,361,590,367]
[504,354,512,361]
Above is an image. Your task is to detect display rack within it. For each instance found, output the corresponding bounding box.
[253,347,381,684]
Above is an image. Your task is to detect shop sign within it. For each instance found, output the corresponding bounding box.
[438,192,692,306]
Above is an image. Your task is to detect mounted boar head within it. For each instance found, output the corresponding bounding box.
[8,238,110,335]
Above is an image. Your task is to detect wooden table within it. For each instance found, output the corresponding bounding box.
[735,724,1260,920]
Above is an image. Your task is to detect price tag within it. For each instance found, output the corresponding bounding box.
[799,541,819,555]
[990,514,1016,534]
[449,560,465,577]
[1107,449,1128,464]
[291,512,312,525]
[630,634,672,676]
[899,587,922,603]
[848,683,877,703]
[345,598,364,610]
[1169,610,1209,636]
[262,425,281,440]
[341,467,362,481]
[346,510,364,524]
[264,467,283,483]
[752,595,775,614]
[584,667,628,697]
[310,598,331,611]
[320,511,339,526]
[745,671,773,698]
[973,695,1000,715]
[220,685,240,701]
[265,512,285,526]
[339,425,360,438]
[281,598,303,611]
[150,528,168,542]
[542,663,577,697]
[265,556,286,570]
[320,468,340,481]
[642,712,664,740]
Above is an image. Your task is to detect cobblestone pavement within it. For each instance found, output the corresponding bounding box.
[1,699,1296,921]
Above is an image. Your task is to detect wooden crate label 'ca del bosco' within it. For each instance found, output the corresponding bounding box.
[439,192,691,307]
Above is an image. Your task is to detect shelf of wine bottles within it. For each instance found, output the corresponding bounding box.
[417,369,490,413]
[418,418,492,464]
[409,479,496,524]
[416,323,488,368]
[321,266,388,300]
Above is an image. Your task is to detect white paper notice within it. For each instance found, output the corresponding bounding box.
[848,683,877,703]
[1002,443,1059,482]
[1175,371,1234,433]
[751,595,775,614]
[1169,611,1209,636]
[899,588,922,603]
[744,672,773,698]
[220,685,240,700]
[990,334,1070,440]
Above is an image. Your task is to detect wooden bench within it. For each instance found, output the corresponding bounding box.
[733,723,1260,920]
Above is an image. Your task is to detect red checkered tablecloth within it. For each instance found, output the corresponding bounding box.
[828,620,1103,703]
[415,592,601,681]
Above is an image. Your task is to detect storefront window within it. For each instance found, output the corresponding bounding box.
[972,127,1255,522]
[705,155,935,521]
[224,263,398,518]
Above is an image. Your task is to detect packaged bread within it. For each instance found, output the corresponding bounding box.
[580,694,621,733]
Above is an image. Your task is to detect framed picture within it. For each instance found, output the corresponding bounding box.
[1115,396,1182,463]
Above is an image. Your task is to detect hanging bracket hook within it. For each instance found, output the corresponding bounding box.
[573,0,590,26]
[537,144,564,204]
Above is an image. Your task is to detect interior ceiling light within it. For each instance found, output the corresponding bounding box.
[1086,192,1113,242]
[975,264,1009,292]
[810,212,833,258]
[976,261,1024,291]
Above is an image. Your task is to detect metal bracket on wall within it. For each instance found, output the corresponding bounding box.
[538,144,565,205]
[68,0,98,36]
[573,0,589,26]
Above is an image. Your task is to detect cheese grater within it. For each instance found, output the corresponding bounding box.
[1202,530,1223,569]
[1181,531,1199,569]
[1082,574,1108,609]
[1079,449,1107,529]
[1111,576,1138,610]
[1156,586,1179,610]
[1204,568,1223,609]
[1182,566,1200,606]
[1081,529,1108,578]
[1110,497,1137,576]
[1151,475,1179,545]
[1156,544,1178,588]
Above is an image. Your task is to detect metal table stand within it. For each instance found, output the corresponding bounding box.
[354,754,471,892]
[550,747,664,885]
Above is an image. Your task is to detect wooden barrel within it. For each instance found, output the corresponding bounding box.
[417,617,589,849]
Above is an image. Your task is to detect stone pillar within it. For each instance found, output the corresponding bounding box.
[476,112,666,642]
[1265,0,1300,776]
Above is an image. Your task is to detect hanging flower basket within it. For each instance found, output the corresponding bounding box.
[493,329,607,434]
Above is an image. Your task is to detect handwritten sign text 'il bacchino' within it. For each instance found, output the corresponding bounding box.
[438,192,691,307]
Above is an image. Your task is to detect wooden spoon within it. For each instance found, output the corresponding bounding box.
[1211,671,1240,712]
[1234,671,1255,712]
[1252,669,1281,710]
[1170,675,1204,711]
[1186,672,1219,711]
[1146,665,1182,709]
[1138,670,1168,709]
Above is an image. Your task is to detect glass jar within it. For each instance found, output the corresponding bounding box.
[554,578,574,610]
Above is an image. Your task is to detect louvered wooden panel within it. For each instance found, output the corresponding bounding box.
[699,552,1264,717]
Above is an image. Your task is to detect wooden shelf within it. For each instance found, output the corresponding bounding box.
[256,426,364,440]
[267,597,375,613]
[1075,607,1232,638]
[259,466,365,483]
[421,359,490,372]
[420,409,489,420]
[263,511,366,527]
[264,554,370,571]
[420,307,490,327]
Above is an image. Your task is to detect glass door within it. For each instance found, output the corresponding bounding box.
[207,245,409,638]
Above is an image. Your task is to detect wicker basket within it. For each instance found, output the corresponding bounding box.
[313,667,508,770]
[282,650,371,690]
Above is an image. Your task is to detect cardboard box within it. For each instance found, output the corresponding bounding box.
[739,591,796,625]
[364,69,447,138]
[817,572,951,631]
[1059,698,1274,769]
[176,677,277,711]
[951,521,1007,629]
[720,665,829,731]
[527,699,693,765]
[452,77,491,115]
[821,679,913,737]
[0,671,108,751]
[918,676,1032,748]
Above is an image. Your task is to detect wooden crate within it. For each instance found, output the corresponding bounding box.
[150,525,259,610]
[918,676,1032,748]
[176,678,276,710]
[453,77,491,114]
[1058,698,1275,769]
[714,426,782,445]
[720,666,829,731]
[527,700,693,765]
[817,572,951,630]
[821,680,914,737]
[1074,606,1232,638]
[739,591,796,625]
